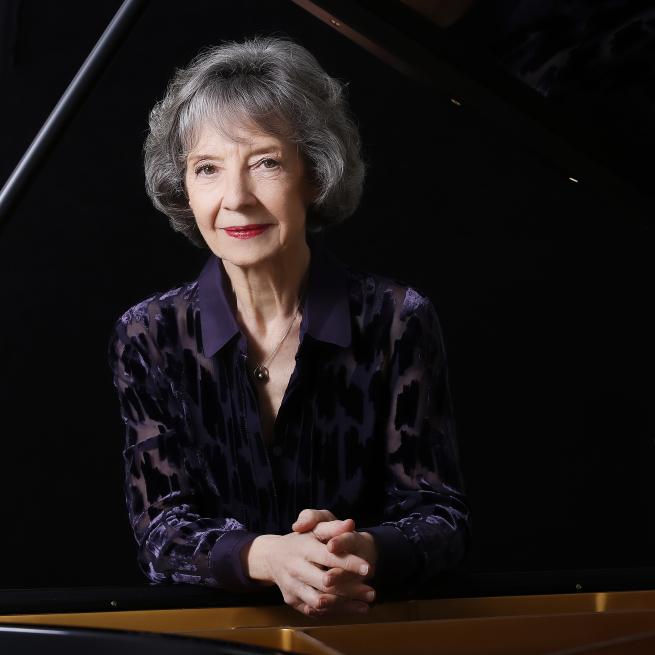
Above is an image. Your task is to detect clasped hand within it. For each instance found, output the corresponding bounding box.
[255,509,378,618]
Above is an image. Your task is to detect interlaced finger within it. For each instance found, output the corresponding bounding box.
[294,581,327,614]
[295,582,370,615]
[326,530,359,554]
[293,577,368,616]
[297,560,375,604]
[311,518,355,543]
[307,539,371,577]
[295,597,369,617]
[323,567,362,587]
[293,508,336,531]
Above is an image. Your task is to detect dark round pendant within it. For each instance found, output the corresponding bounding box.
[253,364,269,382]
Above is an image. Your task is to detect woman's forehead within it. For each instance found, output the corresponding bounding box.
[186,118,291,156]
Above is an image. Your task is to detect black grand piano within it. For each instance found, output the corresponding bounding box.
[0,1,654,653]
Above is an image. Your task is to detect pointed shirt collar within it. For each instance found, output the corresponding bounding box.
[197,235,352,358]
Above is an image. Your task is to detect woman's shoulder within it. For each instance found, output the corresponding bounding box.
[112,278,199,333]
[342,264,446,361]
[107,280,199,373]
[342,261,437,321]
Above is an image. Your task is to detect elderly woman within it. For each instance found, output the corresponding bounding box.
[107,36,470,618]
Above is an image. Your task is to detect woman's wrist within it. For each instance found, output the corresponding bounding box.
[243,534,280,584]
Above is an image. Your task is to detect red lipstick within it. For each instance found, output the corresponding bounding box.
[224,224,271,239]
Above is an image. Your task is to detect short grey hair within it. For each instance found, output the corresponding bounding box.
[143,35,366,248]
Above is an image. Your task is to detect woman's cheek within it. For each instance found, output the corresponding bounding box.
[196,195,221,228]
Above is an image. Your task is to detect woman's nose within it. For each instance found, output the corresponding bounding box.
[222,167,256,211]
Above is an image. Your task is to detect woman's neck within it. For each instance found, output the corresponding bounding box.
[222,240,311,338]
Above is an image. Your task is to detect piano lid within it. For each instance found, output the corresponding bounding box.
[2,0,650,228]
[291,0,654,211]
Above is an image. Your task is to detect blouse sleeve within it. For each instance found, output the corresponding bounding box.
[360,293,471,594]
[107,309,265,592]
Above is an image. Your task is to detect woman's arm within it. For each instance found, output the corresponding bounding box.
[107,312,265,592]
[360,294,471,592]
[293,295,471,595]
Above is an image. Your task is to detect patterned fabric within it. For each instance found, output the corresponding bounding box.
[107,234,470,595]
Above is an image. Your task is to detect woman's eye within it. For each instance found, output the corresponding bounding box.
[259,158,280,169]
[195,163,216,176]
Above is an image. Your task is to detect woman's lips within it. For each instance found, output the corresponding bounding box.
[224,224,272,239]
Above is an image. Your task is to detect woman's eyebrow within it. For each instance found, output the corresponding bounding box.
[248,145,283,156]
[187,153,223,164]
[187,146,282,165]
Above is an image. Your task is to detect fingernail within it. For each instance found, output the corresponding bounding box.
[365,591,375,602]
[355,603,369,613]
[359,565,369,576]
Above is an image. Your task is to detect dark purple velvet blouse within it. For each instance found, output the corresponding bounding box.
[107,235,470,595]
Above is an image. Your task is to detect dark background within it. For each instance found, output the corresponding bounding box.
[0,0,653,589]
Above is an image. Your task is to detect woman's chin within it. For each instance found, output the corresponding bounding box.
[217,240,282,268]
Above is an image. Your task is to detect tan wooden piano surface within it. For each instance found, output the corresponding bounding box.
[1,589,655,654]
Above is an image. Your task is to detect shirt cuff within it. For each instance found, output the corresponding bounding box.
[358,526,419,590]
[210,530,268,592]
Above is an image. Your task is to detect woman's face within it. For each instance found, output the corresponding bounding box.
[185,120,314,266]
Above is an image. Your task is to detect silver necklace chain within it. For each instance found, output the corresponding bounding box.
[236,283,307,383]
